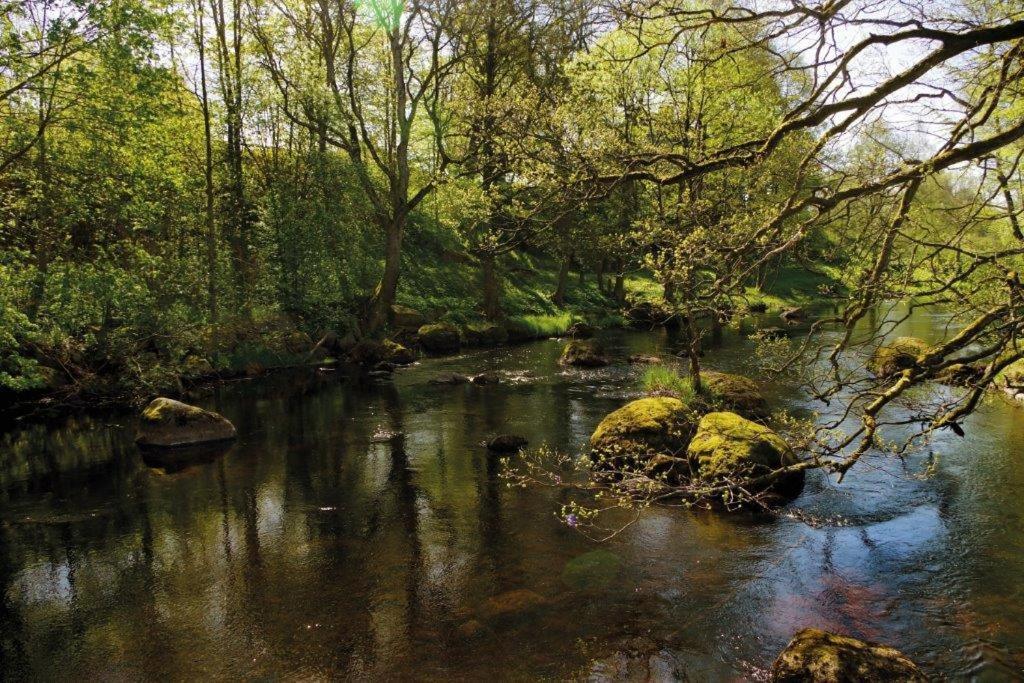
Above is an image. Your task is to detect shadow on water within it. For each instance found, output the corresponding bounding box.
[2,311,1024,678]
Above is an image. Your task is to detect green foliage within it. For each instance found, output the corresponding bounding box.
[639,366,696,402]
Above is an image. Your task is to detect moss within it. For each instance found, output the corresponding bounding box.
[418,323,461,353]
[868,336,929,377]
[561,550,622,591]
[462,322,509,346]
[141,397,206,424]
[560,340,610,367]
[687,411,797,486]
[771,628,927,682]
[701,371,769,419]
[590,397,695,472]
[382,339,416,365]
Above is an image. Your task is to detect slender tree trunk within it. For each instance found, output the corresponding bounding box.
[597,258,607,294]
[686,305,702,392]
[553,252,572,306]
[481,252,501,319]
[196,0,217,326]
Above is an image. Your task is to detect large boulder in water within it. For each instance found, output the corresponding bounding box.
[418,323,461,354]
[560,340,610,367]
[463,323,509,347]
[771,628,927,682]
[701,371,769,419]
[868,336,929,377]
[687,411,802,496]
[590,397,695,477]
[135,397,236,448]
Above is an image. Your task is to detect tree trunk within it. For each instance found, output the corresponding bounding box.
[552,253,572,306]
[197,0,217,326]
[368,215,404,332]
[686,309,702,393]
[481,253,501,319]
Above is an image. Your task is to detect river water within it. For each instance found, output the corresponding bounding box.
[2,308,1023,680]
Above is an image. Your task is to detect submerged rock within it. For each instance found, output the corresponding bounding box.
[590,397,695,478]
[430,372,471,385]
[471,371,501,385]
[561,340,611,368]
[486,434,528,452]
[627,354,662,364]
[700,371,769,419]
[478,589,549,621]
[584,642,685,683]
[418,323,461,354]
[770,628,927,682]
[868,336,929,377]
[135,397,237,448]
[687,412,802,497]
[562,549,622,591]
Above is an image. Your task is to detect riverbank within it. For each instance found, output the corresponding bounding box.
[1,248,842,421]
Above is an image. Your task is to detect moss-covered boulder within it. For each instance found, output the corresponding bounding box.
[687,411,802,496]
[590,397,695,477]
[560,340,610,367]
[936,362,981,386]
[135,397,236,448]
[463,323,509,347]
[626,300,675,328]
[383,339,416,365]
[567,321,595,339]
[418,323,461,354]
[771,628,927,682]
[701,371,769,419]
[391,304,426,329]
[868,336,929,377]
[780,307,805,324]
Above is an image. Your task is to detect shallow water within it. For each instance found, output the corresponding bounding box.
[2,310,1024,680]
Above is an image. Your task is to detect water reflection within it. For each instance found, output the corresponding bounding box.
[2,316,1024,678]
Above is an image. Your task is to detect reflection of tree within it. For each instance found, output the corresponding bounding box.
[0,529,27,674]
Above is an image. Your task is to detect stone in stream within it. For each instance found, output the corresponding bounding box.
[485,434,528,453]
[470,371,501,385]
[567,321,596,339]
[477,589,549,621]
[770,628,927,682]
[560,340,611,368]
[135,397,236,448]
[687,412,803,498]
[463,323,509,347]
[430,372,471,385]
[561,549,622,591]
[700,371,770,420]
[868,336,929,377]
[780,307,806,324]
[627,354,662,364]
[589,397,695,480]
[584,640,685,683]
[418,323,461,354]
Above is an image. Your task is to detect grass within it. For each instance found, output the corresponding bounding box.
[396,222,661,327]
[744,261,845,309]
[506,312,575,337]
[640,366,697,402]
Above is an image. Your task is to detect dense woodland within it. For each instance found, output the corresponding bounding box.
[3,0,1024,476]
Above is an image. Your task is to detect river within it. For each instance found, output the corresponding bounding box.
[2,307,1023,680]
